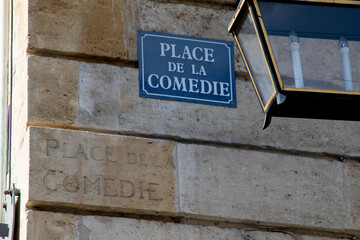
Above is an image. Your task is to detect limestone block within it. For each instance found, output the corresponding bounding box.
[138,0,233,41]
[12,0,29,156]
[28,56,78,125]
[28,0,139,60]
[27,211,347,240]
[28,56,360,157]
[350,200,360,230]
[28,127,360,232]
[241,230,345,240]
[28,0,246,72]
[27,211,79,240]
[344,161,360,229]
[11,128,31,240]
[13,0,28,61]
[345,160,360,187]
[12,1,31,238]
[177,143,349,230]
[29,127,177,213]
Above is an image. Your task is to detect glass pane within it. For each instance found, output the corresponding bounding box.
[258,0,360,92]
[268,35,360,91]
[235,6,276,110]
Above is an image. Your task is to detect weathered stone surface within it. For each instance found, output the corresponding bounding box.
[28,56,360,157]
[11,1,31,238]
[28,0,139,60]
[28,56,78,125]
[344,161,360,229]
[29,127,177,213]
[177,143,349,230]
[11,128,30,240]
[350,200,360,229]
[345,161,360,187]
[27,211,346,240]
[28,127,360,232]
[12,0,29,160]
[28,0,246,72]
[27,211,79,240]
[138,0,233,41]
[76,61,122,129]
[247,231,344,240]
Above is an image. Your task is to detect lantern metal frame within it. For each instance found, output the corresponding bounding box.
[229,0,360,128]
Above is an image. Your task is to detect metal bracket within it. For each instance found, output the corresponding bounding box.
[263,112,272,130]
[2,184,20,240]
[276,92,287,105]
[0,224,8,239]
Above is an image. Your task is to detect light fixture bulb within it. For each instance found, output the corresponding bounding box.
[289,31,299,45]
[338,36,349,49]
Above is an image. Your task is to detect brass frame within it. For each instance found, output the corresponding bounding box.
[253,0,360,94]
[230,1,277,112]
[229,0,360,98]
[228,0,360,33]
[228,0,247,33]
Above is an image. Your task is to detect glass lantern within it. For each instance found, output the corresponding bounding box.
[229,0,360,128]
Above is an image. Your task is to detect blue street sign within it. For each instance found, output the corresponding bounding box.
[138,31,236,108]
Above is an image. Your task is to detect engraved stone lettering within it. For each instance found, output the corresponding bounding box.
[104,178,117,197]
[153,155,163,168]
[139,154,147,166]
[84,176,101,195]
[63,175,81,193]
[44,139,175,169]
[43,172,59,191]
[105,147,116,162]
[36,132,176,212]
[120,180,135,198]
[127,153,137,164]
[163,156,176,169]
[139,181,145,199]
[46,139,59,156]
[42,173,165,202]
[154,155,175,169]
[75,144,89,160]
[147,183,163,201]
[90,146,103,161]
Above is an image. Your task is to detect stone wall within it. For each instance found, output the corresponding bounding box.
[8,0,360,239]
